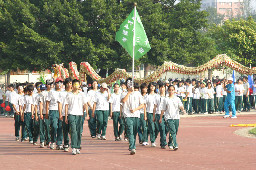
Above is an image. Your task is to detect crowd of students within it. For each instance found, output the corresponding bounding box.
[0,76,255,155]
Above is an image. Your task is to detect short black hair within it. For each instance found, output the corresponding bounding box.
[35,82,42,89]
[134,83,139,89]
[113,83,119,88]
[168,85,175,90]
[72,79,80,85]
[64,78,73,86]
[140,83,147,90]
[27,84,34,92]
[158,82,165,88]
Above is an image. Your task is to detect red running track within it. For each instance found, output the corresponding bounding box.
[0,115,256,170]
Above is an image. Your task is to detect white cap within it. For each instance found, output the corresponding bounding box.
[82,82,87,85]
[101,83,107,88]
[227,77,233,81]
[165,80,169,83]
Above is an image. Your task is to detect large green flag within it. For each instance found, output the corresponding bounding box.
[115,8,151,60]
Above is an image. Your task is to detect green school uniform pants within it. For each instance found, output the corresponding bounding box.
[167,119,179,148]
[201,99,207,113]
[68,115,82,149]
[155,114,167,147]
[125,117,139,150]
[146,113,155,143]
[24,112,33,142]
[63,116,69,147]
[33,117,40,143]
[193,99,199,114]
[0,99,3,114]
[88,109,96,137]
[207,99,214,113]
[39,115,50,144]
[95,110,109,136]
[14,113,21,137]
[216,97,223,112]
[49,110,63,145]
[235,96,242,112]
[138,113,147,143]
[185,97,193,114]
[243,95,251,111]
[112,112,124,138]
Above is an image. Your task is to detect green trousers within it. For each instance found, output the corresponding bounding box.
[184,97,193,114]
[146,113,155,143]
[207,99,214,113]
[88,109,96,137]
[49,110,63,145]
[243,95,251,111]
[24,112,33,142]
[33,117,40,143]
[39,115,50,144]
[214,94,217,112]
[155,114,167,147]
[0,99,3,114]
[68,115,82,149]
[235,96,242,112]
[63,116,69,146]
[215,97,223,112]
[14,113,21,137]
[125,117,139,150]
[138,113,147,143]
[95,110,109,136]
[112,112,124,138]
[201,99,207,113]
[193,99,200,114]
[167,119,179,148]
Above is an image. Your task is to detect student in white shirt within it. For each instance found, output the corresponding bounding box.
[121,78,145,155]
[206,82,215,114]
[5,87,11,117]
[46,78,63,150]
[87,81,98,138]
[138,83,148,146]
[184,79,193,115]
[8,85,16,118]
[216,81,224,113]
[160,85,185,150]
[235,79,244,113]
[200,82,208,114]
[92,82,111,140]
[23,84,35,144]
[153,82,167,148]
[65,79,89,155]
[242,76,250,111]
[110,83,124,141]
[193,82,201,114]
[146,82,158,147]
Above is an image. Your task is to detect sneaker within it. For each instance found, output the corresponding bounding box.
[130,149,136,155]
[204,112,208,115]
[124,137,128,141]
[50,143,56,150]
[223,115,230,118]
[101,136,106,140]
[174,146,179,151]
[115,137,120,141]
[48,142,52,148]
[56,145,64,150]
[29,141,33,144]
[231,116,237,119]
[151,143,156,147]
[40,143,45,148]
[161,146,166,149]
[142,142,149,146]
[76,149,80,154]
[91,136,96,138]
[169,146,173,150]
[33,142,37,145]
[72,148,76,155]
[97,134,101,140]
[64,147,69,152]
[11,115,14,118]
[16,137,19,141]
[119,136,122,141]
[24,137,29,141]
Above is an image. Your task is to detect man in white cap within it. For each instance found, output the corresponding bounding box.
[223,77,236,118]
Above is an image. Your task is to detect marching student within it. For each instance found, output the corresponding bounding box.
[200,82,208,114]
[110,83,124,141]
[4,86,11,117]
[222,80,227,112]
[23,84,35,144]
[11,84,24,141]
[46,78,63,150]
[87,81,98,138]
[184,80,193,115]
[0,86,4,115]
[146,82,158,147]
[65,79,89,155]
[235,79,244,113]
[206,82,215,114]
[160,85,186,151]
[121,78,145,155]
[138,83,148,146]
[192,82,200,114]
[92,83,111,140]
[57,78,72,152]
[216,81,224,113]
[153,82,167,149]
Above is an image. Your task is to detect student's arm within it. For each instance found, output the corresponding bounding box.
[131,104,144,113]
[153,104,157,122]
[92,102,96,118]
[39,102,43,120]
[121,88,133,103]
[31,104,34,119]
[110,103,112,118]
[144,104,147,120]
[107,89,111,101]
[120,104,123,118]
[159,110,165,124]
[83,103,89,120]
[20,105,24,121]
[34,104,38,121]
[58,102,63,121]
[45,101,50,119]
[12,104,18,114]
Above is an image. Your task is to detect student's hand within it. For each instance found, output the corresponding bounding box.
[40,114,43,120]
[153,116,155,122]
[159,118,162,124]
[182,110,187,115]
[59,116,63,121]
[130,109,134,113]
[45,114,48,119]
[21,115,24,122]
[86,116,90,121]
[92,112,95,118]
[35,116,39,121]
[110,113,113,119]
[65,117,68,124]
[31,114,34,119]
[144,115,147,121]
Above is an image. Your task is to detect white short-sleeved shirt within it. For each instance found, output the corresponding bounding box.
[38,90,49,115]
[193,88,200,99]
[110,92,121,112]
[235,84,244,96]
[206,88,214,99]
[155,94,165,115]
[186,85,193,97]
[87,90,98,110]
[243,82,249,95]
[93,91,109,111]
[181,86,186,97]
[57,91,69,116]
[24,95,34,113]
[121,91,144,118]
[222,84,227,96]
[201,87,208,99]
[10,93,23,113]
[65,92,88,116]
[140,94,147,113]
[5,90,11,102]
[216,85,223,98]
[9,91,17,104]
[0,88,4,100]
[161,96,183,120]
[46,90,61,110]
[146,93,158,113]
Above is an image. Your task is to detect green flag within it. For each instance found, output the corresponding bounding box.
[115,8,151,60]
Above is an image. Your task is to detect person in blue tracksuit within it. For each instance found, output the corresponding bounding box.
[223,77,237,118]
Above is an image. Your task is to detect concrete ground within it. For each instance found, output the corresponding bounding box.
[0,112,256,170]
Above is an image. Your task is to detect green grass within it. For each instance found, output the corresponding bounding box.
[249,128,256,135]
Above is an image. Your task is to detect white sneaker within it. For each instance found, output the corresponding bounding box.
[33,142,37,145]
[40,143,45,148]
[204,112,208,115]
[64,147,69,152]
[174,146,179,151]
[231,116,237,119]
[130,149,136,155]
[142,142,149,146]
[169,146,173,150]
[25,137,29,141]
[29,141,33,144]
[76,149,80,154]
[48,142,52,148]
[124,138,128,141]
[151,143,156,147]
[50,142,56,149]
[97,134,101,139]
[72,148,76,155]
[101,136,106,140]
[56,145,64,150]
[223,115,230,118]
[16,137,19,141]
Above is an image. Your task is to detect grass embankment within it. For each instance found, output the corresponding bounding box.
[249,128,256,135]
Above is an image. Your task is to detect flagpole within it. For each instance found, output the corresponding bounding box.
[132,3,137,87]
